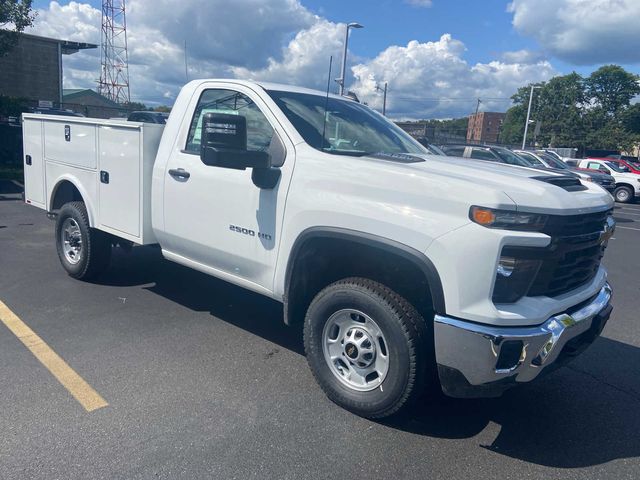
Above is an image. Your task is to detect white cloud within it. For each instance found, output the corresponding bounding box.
[28,1,556,118]
[350,35,556,118]
[231,19,345,90]
[405,0,433,7]
[500,49,546,64]
[509,0,640,65]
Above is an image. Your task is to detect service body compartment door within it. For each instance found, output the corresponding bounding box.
[98,125,141,237]
[22,119,46,208]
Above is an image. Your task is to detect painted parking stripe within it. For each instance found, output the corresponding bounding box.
[0,300,108,412]
[615,211,640,217]
[616,226,640,232]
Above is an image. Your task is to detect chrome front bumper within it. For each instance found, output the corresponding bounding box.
[434,283,613,398]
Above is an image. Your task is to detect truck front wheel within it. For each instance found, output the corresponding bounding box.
[55,201,111,280]
[303,278,429,419]
[614,185,633,203]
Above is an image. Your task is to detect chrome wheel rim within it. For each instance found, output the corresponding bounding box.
[61,217,83,265]
[322,309,390,392]
[617,189,629,202]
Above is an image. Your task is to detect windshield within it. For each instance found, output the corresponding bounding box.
[516,151,545,167]
[266,90,426,157]
[606,161,630,173]
[540,153,567,169]
[494,148,532,167]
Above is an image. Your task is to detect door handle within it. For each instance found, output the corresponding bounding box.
[168,168,190,179]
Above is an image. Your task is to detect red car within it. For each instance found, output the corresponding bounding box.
[588,157,640,175]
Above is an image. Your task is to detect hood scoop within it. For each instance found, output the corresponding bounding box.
[532,175,588,192]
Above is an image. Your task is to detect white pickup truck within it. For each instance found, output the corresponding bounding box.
[22,80,615,418]
[577,158,640,203]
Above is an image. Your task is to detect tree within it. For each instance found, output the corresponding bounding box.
[0,0,36,57]
[534,73,586,147]
[586,65,640,117]
[154,105,172,113]
[123,101,149,112]
[499,104,527,145]
[620,104,640,135]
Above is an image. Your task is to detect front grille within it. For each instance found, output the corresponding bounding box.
[504,209,612,298]
[528,244,605,297]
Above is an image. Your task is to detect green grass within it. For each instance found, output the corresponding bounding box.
[0,166,23,182]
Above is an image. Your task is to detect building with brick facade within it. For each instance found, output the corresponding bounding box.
[466,112,505,143]
[0,32,96,105]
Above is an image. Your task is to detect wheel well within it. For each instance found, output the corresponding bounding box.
[615,183,634,191]
[284,233,442,326]
[51,180,84,211]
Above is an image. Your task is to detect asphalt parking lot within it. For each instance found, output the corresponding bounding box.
[1,181,640,480]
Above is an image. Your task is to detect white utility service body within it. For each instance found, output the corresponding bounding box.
[22,79,615,417]
[23,115,163,244]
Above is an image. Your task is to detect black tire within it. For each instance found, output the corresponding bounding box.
[303,277,431,419]
[614,186,633,203]
[55,201,111,279]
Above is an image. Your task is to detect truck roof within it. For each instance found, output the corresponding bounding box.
[185,79,352,101]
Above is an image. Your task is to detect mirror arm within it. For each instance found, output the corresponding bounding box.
[252,167,281,189]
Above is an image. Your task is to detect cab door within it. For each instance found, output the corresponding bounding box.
[161,84,294,292]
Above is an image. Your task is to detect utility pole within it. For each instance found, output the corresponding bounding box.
[522,85,540,149]
[375,82,388,116]
[337,22,363,96]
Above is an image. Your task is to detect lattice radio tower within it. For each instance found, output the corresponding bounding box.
[98,0,131,104]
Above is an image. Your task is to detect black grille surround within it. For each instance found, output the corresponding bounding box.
[500,209,612,300]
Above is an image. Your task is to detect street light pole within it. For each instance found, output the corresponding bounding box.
[337,22,363,96]
[522,85,539,149]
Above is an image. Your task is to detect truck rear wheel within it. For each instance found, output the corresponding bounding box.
[55,201,111,280]
[303,277,429,419]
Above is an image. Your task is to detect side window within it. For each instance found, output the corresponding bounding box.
[587,161,608,173]
[185,89,275,154]
[443,146,465,157]
[470,148,496,161]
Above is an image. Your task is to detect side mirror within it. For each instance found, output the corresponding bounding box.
[200,112,270,170]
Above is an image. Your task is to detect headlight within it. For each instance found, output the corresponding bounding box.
[470,206,547,231]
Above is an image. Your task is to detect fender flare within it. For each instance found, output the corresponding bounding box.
[49,175,97,227]
[284,226,446,315]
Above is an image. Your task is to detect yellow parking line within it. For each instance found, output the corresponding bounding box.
[0,300,108,412]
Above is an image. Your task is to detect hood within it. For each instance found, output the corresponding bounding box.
[365,153,614,215]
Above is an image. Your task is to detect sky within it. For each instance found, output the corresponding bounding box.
[29,0,640,119]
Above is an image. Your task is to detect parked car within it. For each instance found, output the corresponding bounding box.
[127,111,168,124]
[23,80,615,418]
[577,158,640,203]
[591,157,640,175]
[416,139,447,156]
[605,154,640,164]
[514,150,616,194]
[440,144,531,167]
